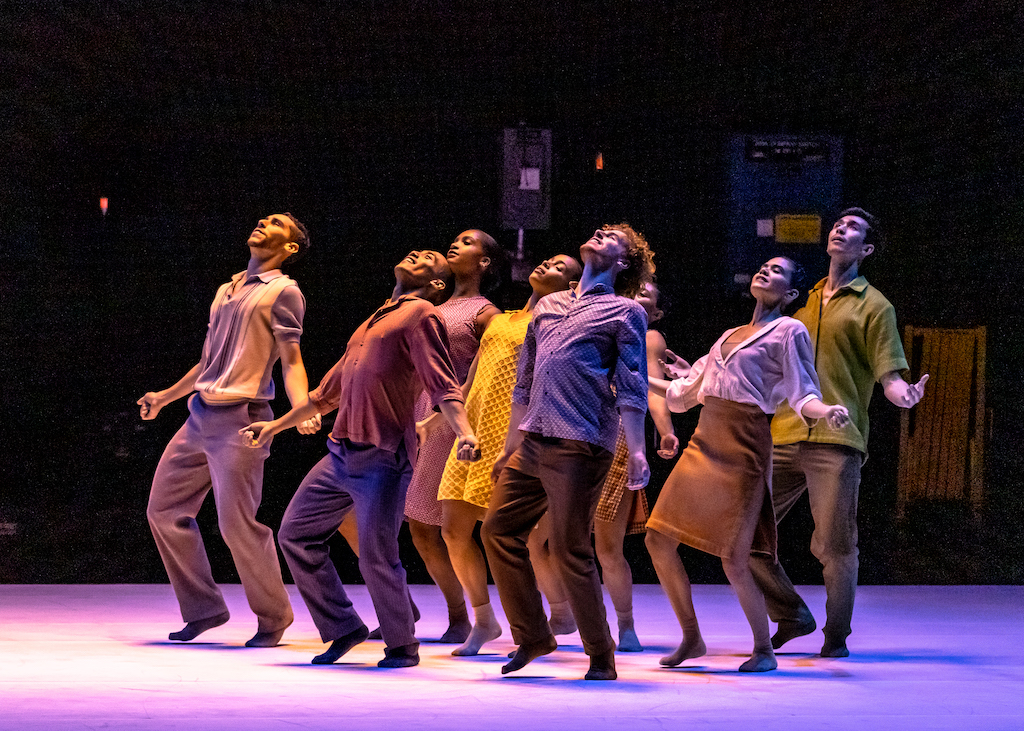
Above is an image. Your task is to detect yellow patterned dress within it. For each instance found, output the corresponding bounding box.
[437,310,531,508]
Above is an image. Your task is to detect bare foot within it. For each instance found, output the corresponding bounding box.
[168,611,230,642]
[738,649,777,672]
[452,620,502,656]
[659,635,707,667]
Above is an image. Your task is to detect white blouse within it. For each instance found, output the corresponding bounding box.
[665,317,821,423]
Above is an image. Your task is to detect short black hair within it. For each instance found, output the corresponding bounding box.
[477,230,510,299]
[282,213,310,266]
[778,256,807,313]
[837,207,883,256]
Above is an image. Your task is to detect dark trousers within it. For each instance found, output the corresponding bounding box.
[147,395,293,632]
[750,442,863,644]
[279,439,418,653]
[482,433,615,657]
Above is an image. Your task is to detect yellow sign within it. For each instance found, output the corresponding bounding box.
[775,215,821,244]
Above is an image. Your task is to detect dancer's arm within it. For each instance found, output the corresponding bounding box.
[646,330,678,459]
[620,405,650,490]
[137,362,202,420]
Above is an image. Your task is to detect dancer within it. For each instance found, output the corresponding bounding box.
[749,209,928,658]
[336,229,502,642]
[646,256,849,672]
[593,280,679,653]
[402,230,503,642]
[435,254,582,656]
[139,213,312,647]
[482,224,655,681]
[241,250,480,668]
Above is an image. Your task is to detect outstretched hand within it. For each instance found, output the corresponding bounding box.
[657,433,679,459]
[659,348,691,380]
[886,374,930,408]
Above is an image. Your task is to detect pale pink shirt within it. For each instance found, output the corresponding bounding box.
[194,269,304,405]
[665,317,820,423]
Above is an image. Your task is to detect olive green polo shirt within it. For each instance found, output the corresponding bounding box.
[771,276,908,454]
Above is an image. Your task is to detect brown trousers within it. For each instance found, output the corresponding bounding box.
[482,433,614,657]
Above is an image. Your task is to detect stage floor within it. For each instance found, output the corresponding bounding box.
[1,583,1021,730]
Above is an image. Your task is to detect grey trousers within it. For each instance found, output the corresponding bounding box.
[750,441,863,644]
[279,438,418,654]
[147,394,293,632]
[482,433,615,657]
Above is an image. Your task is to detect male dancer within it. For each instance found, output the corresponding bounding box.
[483,224,655,681]
[750,208,928,658]
[139,213,312,647]
[241,250,480,668]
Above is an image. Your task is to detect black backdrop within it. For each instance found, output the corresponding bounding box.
[2,0,1021,585]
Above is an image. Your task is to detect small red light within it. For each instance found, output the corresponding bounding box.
[100,197,109,215]
[595,152,604,171]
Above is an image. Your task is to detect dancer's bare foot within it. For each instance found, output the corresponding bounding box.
[738,649,777,672]
[659,635,707,667]
[168,611,230,642]
[501,635,557,674]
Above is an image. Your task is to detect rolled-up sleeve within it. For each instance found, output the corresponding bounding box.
[408,311,464,408]
[665,354,708,413]
[613,303,649,412]
[511,319,538,406]
[271,284,305,344]
[867,304,909,381]
[308,355,345,415]
[782,325,822,425]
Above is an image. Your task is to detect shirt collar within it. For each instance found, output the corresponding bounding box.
[233,269,285,285]
[811,275,869,295]
[570,281,615,300]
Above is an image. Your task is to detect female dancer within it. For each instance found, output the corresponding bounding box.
[646,257,848,672]
[340,229,503,642]
[593,280,679,652]
[434,254,582,655]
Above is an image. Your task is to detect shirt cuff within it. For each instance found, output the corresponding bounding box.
[793,392,820,427]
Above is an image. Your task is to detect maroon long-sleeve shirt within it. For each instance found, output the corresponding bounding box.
[309,295,464,464]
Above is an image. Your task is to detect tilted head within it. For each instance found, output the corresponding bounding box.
[528,254,582,298]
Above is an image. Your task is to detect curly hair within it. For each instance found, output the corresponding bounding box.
[603,222,655,298]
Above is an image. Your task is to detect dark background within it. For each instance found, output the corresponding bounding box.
[2,1,1021,586]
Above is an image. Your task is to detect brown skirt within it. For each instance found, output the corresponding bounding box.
[646,396,777,560]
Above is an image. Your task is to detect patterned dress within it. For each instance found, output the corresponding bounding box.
[594,427,650,535]
[437,310,531,509]
[404,295,492,526]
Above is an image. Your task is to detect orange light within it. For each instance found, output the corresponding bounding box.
[100,197,109,215]
[595,152,604,171]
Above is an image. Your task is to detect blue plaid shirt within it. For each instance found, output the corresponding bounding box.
[512,283,648,452]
